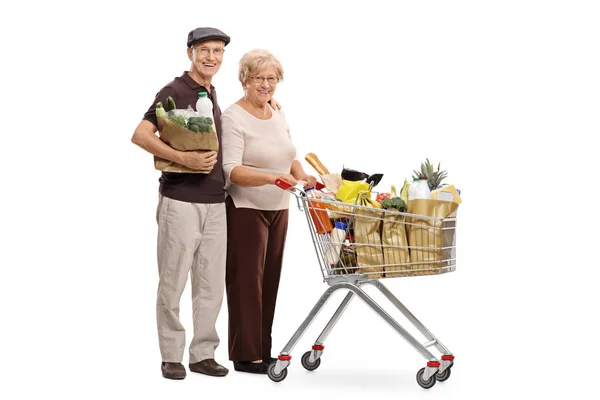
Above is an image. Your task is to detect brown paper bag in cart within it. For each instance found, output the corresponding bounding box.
[406,199,459,275]
[154,116,219,173]
[381,212,411,278]
[353,206,384,279]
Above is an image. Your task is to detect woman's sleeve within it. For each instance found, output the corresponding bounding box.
[221,111,244,184]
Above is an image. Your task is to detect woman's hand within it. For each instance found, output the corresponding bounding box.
[297,174,317,189]
[273,173,297,186]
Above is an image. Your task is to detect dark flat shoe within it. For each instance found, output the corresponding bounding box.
[161,362,186,380]
[189,359,229,377]
[233,361,268,374]
[264,357,277,365]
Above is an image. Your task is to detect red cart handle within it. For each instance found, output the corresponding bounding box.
[275,179,325,191]
[275,179,294,190]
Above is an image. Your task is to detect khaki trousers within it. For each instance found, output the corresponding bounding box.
[156,194,226,363]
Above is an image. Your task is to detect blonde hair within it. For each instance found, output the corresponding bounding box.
[238,49,284,83]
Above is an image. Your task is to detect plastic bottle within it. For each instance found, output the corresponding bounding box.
[324,221,347,265]
[306,189,333,234]
[414,177,432,199]
[408,177,419,200]
[195,92,213,118]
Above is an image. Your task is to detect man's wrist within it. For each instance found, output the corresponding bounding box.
[174,151,185,165]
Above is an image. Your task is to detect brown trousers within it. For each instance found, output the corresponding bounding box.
[225,196,289,361]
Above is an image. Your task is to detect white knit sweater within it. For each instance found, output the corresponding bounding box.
[221,103,297,210]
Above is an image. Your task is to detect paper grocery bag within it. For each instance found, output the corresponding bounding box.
[407,199,459,275]
[381,212,411,277]
[154,117,219,174]
[353,207,384,279]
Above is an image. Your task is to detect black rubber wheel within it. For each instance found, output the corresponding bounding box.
[301,351,321,371]
[436,366,451,382]
[416,367,437,389]
[267,362,288,382]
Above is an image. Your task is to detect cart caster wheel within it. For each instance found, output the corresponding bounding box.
[416,367,437,389]
[267,362,288,382]
[436,366,451,382]
[301,351,321,371]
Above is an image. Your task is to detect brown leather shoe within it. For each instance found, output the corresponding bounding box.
[189,359,229,377]
[161,362,186,380]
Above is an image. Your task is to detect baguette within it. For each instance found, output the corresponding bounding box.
[305,153,330,175]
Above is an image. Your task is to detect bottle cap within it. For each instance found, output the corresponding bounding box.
[335,221,347,230]
[198,92,207,98]
[413,177,419,182]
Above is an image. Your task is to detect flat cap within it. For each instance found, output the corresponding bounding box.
[187,27,231,48]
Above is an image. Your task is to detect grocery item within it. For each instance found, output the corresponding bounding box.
[381,197,407,212]
[166,96,176,112]
[196,92,213,118]
[431,184,462,204]
[413,159,448,190]
[409,176,431,200]
[305,153,330,175]
[324,221,347,266]
[306,189,333,234]
[336,180,370,204]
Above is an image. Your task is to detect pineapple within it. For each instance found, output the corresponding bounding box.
[413,159,448,190]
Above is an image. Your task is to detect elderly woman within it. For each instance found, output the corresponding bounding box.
[221,49,316,374]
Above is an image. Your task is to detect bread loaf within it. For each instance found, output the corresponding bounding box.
[305,153,330,175]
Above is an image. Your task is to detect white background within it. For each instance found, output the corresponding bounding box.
[1,0,599,399]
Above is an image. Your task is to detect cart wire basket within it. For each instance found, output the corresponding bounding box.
[267,179,458,389]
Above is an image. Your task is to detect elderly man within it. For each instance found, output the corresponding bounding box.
[131,27,231,379]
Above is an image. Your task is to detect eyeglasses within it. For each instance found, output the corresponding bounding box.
[248,76,280,84]
[194,47,225,57]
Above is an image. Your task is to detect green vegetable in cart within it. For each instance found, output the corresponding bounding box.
[381,197,407,212]
[399,179,410,204]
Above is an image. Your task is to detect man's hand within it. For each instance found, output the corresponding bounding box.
[269,98,282,110]
[180,151,217,171]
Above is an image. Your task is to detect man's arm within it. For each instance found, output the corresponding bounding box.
[131,120,183,163]
[131,120,217,172]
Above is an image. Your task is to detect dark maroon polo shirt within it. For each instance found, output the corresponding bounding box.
[143,72,225,204]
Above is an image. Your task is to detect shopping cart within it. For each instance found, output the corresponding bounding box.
[267,179,458,389]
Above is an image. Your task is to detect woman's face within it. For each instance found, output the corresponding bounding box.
[244,65,280,105]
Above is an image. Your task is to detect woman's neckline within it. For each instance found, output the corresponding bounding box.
[233,100,274,121]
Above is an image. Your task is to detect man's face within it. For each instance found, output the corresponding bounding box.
[188,40,225,79]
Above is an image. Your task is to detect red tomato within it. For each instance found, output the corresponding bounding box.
[376,193,391,203]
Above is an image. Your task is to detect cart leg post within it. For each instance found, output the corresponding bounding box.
[301,290,356,365]
[337,282,438,363]
[368,280,453,358]
[314,291,355,346]
[277,284,344,359]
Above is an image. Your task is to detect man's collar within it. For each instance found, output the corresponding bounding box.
[182,71,214,91]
